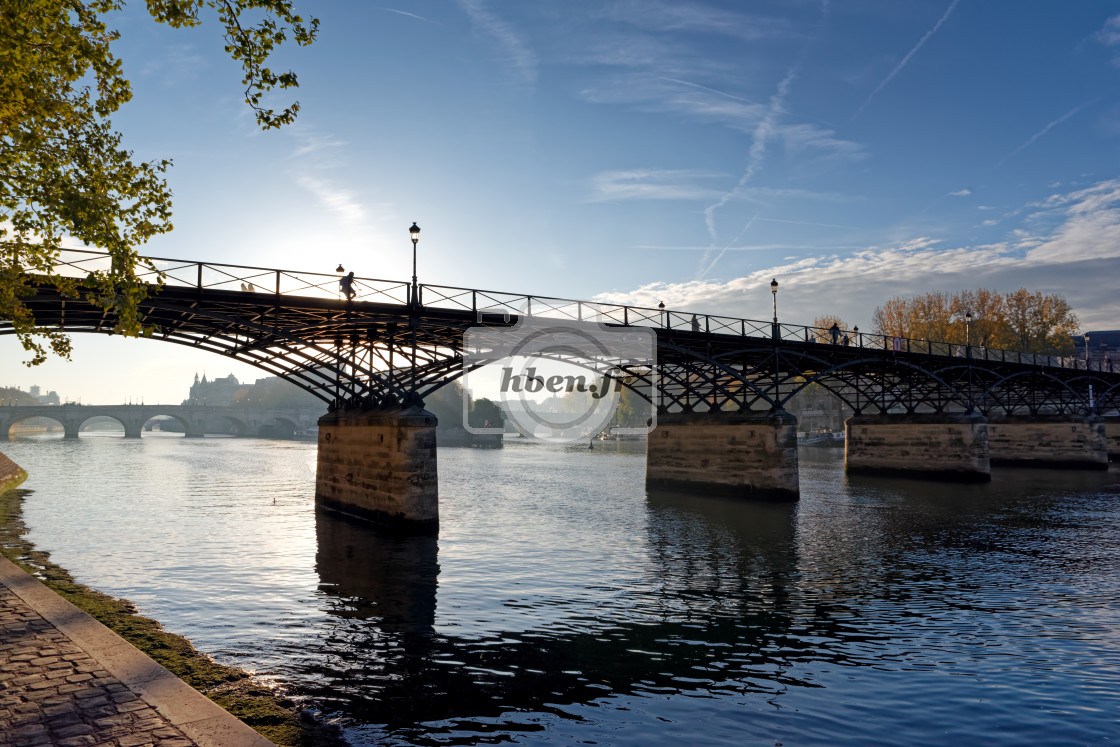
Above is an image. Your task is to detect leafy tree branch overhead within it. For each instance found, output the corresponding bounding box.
[0,0,317,365]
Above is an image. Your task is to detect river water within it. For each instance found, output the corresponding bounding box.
[3,434,1119,745]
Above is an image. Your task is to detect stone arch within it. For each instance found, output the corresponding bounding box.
[258,417,298,439]
[139,412,192,437]
[4,414,66,440]
[76,414,128,437]
[219,415,252,437]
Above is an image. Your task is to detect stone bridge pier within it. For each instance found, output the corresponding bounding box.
[645,410,800,501]
[315,406,439,532]
[987,414,1109,470]
[1107,417,1120,462]
[845,413,991,482]
[844,411,1111,480]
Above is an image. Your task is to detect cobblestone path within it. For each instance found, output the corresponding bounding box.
[0,582,198,747]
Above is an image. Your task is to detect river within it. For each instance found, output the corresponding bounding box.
[3,434,1119,746]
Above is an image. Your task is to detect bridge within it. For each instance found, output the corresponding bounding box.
[4,248,1118,531]
[0,404,320,441]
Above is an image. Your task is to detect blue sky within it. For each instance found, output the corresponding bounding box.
[3,0,1120,405]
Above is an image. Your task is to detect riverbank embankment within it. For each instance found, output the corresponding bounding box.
[0,450,27,493]
[0,488,347,747]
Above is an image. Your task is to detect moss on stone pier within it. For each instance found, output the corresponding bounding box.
[0,489,347,747]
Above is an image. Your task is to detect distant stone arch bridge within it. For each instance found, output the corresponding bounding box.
[0,404,320,441]
[5,248,1119,531]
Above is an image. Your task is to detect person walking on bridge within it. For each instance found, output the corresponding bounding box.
[829,322,840,344]
[339,271,356,301]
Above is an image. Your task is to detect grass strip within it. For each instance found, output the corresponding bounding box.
[0,488,347,747]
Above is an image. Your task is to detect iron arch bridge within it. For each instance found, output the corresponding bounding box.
[4,249,1119,420]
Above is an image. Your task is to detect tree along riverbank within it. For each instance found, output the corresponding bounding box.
[0,488,347,747]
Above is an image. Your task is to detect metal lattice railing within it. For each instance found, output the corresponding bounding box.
[33,248,1115,374]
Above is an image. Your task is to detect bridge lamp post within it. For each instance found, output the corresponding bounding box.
[853,325,859,348]
[335,264,344,299]
[1085,334,1091,367]
[658,301,665,328]
[409,222,420,307]
[770,278,779,340]
[965,311,972,347]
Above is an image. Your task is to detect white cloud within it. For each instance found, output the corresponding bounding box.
[457,0,538,85]
[594,180,1120,331]
[1025,180,1120,263]
[296,175,368,227]
[1097,14,1120,46]
[586,169,724,202]
[950,188,972,196]
[604,1,797,42]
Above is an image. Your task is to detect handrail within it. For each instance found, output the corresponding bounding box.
[27,248,1116,374]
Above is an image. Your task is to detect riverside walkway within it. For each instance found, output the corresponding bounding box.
[0,556,272,747]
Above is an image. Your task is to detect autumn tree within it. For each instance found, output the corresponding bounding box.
[871,288,1078,354]
[2,1,317,365]
[950,288,1007,348]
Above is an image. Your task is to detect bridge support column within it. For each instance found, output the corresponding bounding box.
[315,406,438,532]
[845,413,990,482]
[0,450,27,492]
[63,423,81,439]
[1106,417,1120,463]
[646,410,799,501]
[987,414,1108,470]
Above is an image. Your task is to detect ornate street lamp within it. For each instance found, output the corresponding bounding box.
[409,222,420,306]
[658,301,665,328]
[965,310,972,348]
[770,278,779,340]
[853,325,860,347]
[1085,333,1091,367]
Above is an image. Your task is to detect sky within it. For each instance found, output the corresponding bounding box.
[3,0,1120,405]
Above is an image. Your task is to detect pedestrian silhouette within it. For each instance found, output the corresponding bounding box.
[340,271,356,301]
[842,334,850,346]
[691,315,700,332]
[829,322,840,344]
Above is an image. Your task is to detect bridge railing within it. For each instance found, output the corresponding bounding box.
[34,248,1114,374]
[44,248,414,305]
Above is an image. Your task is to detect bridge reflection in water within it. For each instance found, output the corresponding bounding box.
[301,453,1120,746]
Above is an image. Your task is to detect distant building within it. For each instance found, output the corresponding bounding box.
[27,385,60,405]
[1079,330,1120,369]
[183,373,246,407]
